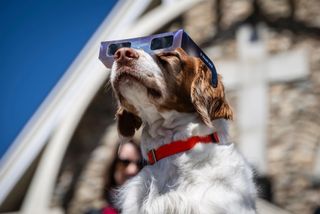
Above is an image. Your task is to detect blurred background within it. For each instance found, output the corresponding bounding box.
[1,0,320,213]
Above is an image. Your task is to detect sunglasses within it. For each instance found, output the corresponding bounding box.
[117,158,146,168]
[99,29,218,87]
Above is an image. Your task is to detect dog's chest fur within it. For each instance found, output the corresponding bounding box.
[117,120,256,214]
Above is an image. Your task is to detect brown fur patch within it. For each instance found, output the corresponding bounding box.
[157,48,233,125]
[116,106,142,137]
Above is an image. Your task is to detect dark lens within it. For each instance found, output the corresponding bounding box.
[150,35,173,50]
[118,159,130,166]
[108,42,131,55]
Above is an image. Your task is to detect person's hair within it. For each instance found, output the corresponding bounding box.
[104,139,143,205]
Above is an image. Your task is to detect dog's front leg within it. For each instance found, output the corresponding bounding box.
[141,191,196,214]
[118,173,149,214]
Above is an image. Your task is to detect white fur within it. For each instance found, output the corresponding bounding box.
[111,50,257,214]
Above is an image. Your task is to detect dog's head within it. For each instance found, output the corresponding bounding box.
[110,47,233,137]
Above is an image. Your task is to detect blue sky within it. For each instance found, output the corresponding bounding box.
[0,0,117,157]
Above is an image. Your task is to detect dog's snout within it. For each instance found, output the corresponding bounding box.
[114,48,139,63]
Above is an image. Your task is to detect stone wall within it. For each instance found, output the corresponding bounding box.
[181,0,320,213]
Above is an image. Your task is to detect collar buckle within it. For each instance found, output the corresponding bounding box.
[151,149,157,164]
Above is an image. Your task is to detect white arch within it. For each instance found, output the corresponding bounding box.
[0,0,204,212]
[0,0,151,208]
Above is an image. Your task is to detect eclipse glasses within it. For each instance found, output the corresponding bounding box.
[99,29,217,87]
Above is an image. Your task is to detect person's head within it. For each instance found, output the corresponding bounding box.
[107,140,143,192]
[113,140,142,186]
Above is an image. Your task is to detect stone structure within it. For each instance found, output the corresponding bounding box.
[182,1,320,213]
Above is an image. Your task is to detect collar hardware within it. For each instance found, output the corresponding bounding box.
[150,149,157,163]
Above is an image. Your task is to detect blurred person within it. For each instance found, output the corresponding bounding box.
[86,140,144,214]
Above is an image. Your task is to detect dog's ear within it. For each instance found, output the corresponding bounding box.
[190,59,233,126]
[116,107,142,137]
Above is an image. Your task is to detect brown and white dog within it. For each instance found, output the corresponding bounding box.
[110,47,256,214]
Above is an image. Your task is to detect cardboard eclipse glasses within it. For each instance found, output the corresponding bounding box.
[99,29,218,87]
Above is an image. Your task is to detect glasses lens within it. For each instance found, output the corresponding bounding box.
[150,35,173,50]
[108,42,131,55]
[118,159,131,166]
[118,158,144,168]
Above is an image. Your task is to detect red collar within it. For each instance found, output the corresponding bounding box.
[147,132,220,165]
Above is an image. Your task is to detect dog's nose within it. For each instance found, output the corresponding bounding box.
[114,48,139,63]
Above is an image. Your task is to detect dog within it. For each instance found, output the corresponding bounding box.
[110,47,256,214]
